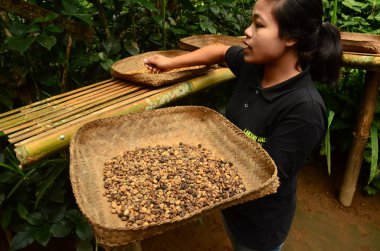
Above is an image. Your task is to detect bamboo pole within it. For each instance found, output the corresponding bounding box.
[339,71,380,206]
[8,88,150,143]
[14,68,235,166]
[0,81,127,129]
[14,84,174,147]
[0,79,116,123]
[0,82,135,132]
[3,84,143,135]
[343,53,380,72]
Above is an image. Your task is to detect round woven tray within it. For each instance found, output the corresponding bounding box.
[178,34,246,51]
[341,32,380,55]
[70,106,279,247]
[111,50,211,87]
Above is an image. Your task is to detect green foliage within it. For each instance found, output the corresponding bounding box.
[320,110,335,175]
[0,150,93,250]
[323,0,380,33]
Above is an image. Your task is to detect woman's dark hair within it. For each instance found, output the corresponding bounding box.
[271,0,342,86]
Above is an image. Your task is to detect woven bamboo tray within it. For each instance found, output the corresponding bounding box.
[111,50,211,87]
[341,32,380,55]
[178,34,246,51]
[70,106,279,247]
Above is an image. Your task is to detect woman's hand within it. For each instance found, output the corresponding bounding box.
[144,55,173,73]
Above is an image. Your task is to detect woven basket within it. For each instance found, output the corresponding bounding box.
[178,34,246,51]
[341,32,380,55]
[70,106,279,247]
[111,50,211,87]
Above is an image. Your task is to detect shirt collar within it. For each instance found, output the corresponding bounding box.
[252,65,312,102]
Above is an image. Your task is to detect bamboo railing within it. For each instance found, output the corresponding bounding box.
[0,68,235,167]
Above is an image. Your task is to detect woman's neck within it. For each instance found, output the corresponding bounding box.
[261,49,301,88]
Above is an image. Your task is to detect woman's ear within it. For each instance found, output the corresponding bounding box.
[285,38,297,47]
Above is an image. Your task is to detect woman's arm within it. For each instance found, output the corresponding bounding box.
[144,45,230,73]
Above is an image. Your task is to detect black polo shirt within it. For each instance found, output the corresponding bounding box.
[222,46,327,249]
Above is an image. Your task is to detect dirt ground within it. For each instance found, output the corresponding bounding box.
[140,158,380,251]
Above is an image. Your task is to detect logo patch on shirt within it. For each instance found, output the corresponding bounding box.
[243,129,267,145]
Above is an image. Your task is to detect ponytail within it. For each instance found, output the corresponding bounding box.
[271,0,343,86]
[310,22,342,86]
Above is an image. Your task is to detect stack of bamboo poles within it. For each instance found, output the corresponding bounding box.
[0,68,235,167]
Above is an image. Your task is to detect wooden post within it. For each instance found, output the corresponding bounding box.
[339,71,380,206]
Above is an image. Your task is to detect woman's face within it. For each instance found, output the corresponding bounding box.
[243,0,291,64]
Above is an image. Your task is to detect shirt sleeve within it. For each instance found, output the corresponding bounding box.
[225,46,245,77]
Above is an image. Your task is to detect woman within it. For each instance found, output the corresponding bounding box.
[144,0,342,250]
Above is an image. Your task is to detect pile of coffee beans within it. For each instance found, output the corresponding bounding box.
[103,142,246,228]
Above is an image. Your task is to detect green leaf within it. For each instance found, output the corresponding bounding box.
[75,219,93,241]
[103,37,121,55]
[200,21,207,31]
[168,27,187,35]
[10,229,35,250]
[124,40,140,55]
[76,240,93,251]
[48,206,66,223]
[8,22,28,36]
[50,219,72,238]
[1,206,12,229]
[368,126,379,184]
[72,54,97,68]
[17,203,28,220]
[100,59,113,71]
[62,0,79,14]
[45,24,64,33]
[325,110,335,175]
[37,34,57,51]
[34,224,52,247]
[65,209,82,223]
[73,14,93,26]
[27,212,45,225]
[5,36,36,54]
[210,5,220,15]
[196,5,208,12]
[364,185,378,195]
[33,13,58,23]
[168,17,177,26]
[342,0,369,11]
[26,25,40,34]
[208,25,217,34]
[0,161,24,177]
[131,0,158,12]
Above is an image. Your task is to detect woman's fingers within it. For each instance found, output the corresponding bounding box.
[144,56,160,73]
[144,63,161,73]
[143,55,171,73]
